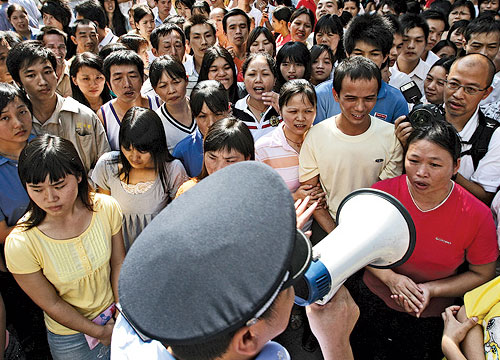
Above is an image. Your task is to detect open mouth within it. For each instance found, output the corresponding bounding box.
[413,181,429,190]
[253,86,265,94]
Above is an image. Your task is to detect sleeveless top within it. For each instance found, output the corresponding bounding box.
[100,95,163,150]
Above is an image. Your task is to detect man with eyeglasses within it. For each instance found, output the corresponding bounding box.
[396,54,500,205]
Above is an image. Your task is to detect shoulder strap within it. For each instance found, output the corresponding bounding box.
[460,113,500,170]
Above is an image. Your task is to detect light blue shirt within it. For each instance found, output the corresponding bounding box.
[314,80,409,125]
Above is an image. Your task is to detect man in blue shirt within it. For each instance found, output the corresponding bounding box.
[315,13,409,124]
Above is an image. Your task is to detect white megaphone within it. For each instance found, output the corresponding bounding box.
[294,188,416,306]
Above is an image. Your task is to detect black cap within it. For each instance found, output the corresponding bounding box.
[118,162,312,345]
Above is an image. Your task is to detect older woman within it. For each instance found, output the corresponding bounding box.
[350,119,498,359]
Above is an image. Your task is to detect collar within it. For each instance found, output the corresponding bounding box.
[0,134,35,166]
[32,94,65,125]
[458,107,480,141]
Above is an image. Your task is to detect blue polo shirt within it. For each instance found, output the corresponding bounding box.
[0,155,29,227]
[314,80,409,125]
[172,129,203,178]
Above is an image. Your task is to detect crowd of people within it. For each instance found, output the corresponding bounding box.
[0,0,500,357]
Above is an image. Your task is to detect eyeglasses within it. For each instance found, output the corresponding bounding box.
[445,80,488,95]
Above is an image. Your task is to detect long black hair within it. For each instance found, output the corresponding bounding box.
[275,42,311,90]
[99,0,128,36]
[118,107,175,192]
[18,135,94,230]
[70,52,112,109]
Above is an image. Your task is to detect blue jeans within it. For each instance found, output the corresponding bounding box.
[46,330,110,360]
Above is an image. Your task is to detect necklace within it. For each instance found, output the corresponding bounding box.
[407,177,454,212]
[283,127,303,148]
[247,99,268,119]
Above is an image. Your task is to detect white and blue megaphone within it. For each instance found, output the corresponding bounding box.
[294,188,416,306]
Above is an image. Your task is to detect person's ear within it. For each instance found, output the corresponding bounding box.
[229,326,261,356]
[333,87,340,102]
[71,35,78,45]
[483,86,494,100]
[287,21,291,33]
[71,76,78,86]
[453,158,460,176]
[151,48,158,57]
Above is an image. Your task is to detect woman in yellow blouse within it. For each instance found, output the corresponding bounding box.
[5,135,125,360]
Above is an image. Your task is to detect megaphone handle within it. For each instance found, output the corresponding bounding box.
[315,281,344,306]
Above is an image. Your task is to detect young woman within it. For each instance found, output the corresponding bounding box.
[272,6,292,48]
[246,26,277,58]
[5,134,126,360]
[310,44,334,86]
[447,0,475,27]
[92,107,187,250]
[132,4,155,60]
[234,52,280,141]
[175,117,254,196]
[255,79,325,228]
[276,41,312,90]
[432,39,458,59]
[288,7,314,46]
[70,52,112,113]
[313,14,345,64]
[343,0,360,17]
[446,20,469,55]
[350,119,498,358]
[198,45,242,104]
[151,56,195,152]
[100,0,129,37]
[424,57,454,105]
[7,4,37,40]
[172,80,232,177]
[175,0,194,19]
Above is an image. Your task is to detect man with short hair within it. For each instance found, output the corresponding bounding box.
[316,0,342,20]
[141,23,186,97]
[315,14,409,124]
[38,26,71,98]
[392,13,431,94]
[111,161,360,360]
[153,0,174,26]
[236,0,262,30]
[396,54,500,205]
[6,40,110,174]
[75,0,118,50]
[464,15,500,107]
[223,9,250,78]
[183,15,217,94]
[421,9,447,65]
[71,19,100,55]
[301,57,403,234]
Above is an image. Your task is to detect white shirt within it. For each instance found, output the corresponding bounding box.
[424,50,440,67]
[391,59,430,96]
[99,29,118,50]
[458,107,500,193]
[480,72,500,107]
[183,55,198,97]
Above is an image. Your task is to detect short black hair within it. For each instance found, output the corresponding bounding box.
[150,23,186,50]
[71,18,98,38]
[422,9,448,31]
[400,13,430,43]
[333,56,381,95]
[99,42,128,59]
[407,119,461,164]
[447,19,470,42]
[0,82,31,117]
[192,0,210,15]
[41,0,72,30]
[464,14,500,42]
[290,7,315,28]
[103,49,144,82]
[118,33,149,52]
[149,55,187,88]
[376,0,407,15]
[276,42,311,88]
[449,0,476,23]
[344,14,393,57]
[430,55,455,72]
[246,26,276,57]
[272,5,292,23]
[190,80,229,119]
[184,14,216,40]
[431,39,458,55]
[75,0,107,30]
[37,25,68,42]
[279,79,317,109]
[6,40,57,85]
[222,8,250,33]
[310,44,335,64]
[384,13,403,35]
[242,52,277,78]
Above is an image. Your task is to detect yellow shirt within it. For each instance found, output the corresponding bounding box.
[5,193,122,335]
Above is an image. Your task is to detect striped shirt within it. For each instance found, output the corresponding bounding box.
[255,123,300,192]
[233,95,281,141]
